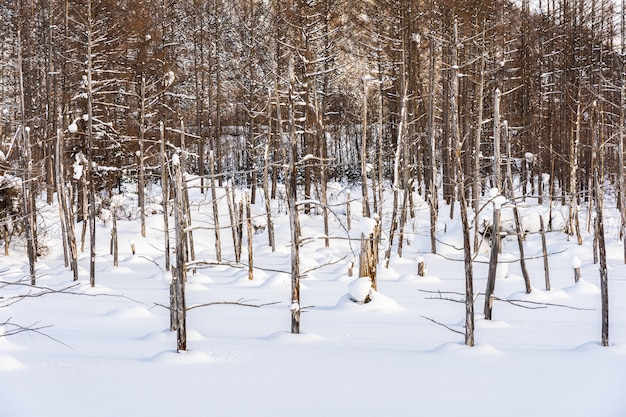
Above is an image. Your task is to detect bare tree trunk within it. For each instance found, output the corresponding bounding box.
[172,154,187,352]
[226,185,241,263]
[505,124,532,294]
[427,31,438,254]
[384,83,408,268]
[621,3,626,264]
[540,213,551,291]
[451,19,474,346]
[138,76,147,238]
[617,75,626,263]
[595,173,609,347]
[246,191,254,280]
[160,122,171,271]
[111,205,118,267]
[358,218,380,294]
[86,0,97,287]
[360,79,371,218]
[473,37,485,251]
[263,90,275,251]
[17,30,37,285]
[287,58,302,334]
[484,205,501,320]
[179,122,195,266]
[58,148,79,281]
[493,88,502,192]
[568,90,583,245]
[210,150,223,261]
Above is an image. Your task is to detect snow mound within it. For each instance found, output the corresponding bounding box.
[348,277,373,303]
[260,273,290,288]
[185,282,210,292]
[335,290,402,313]
[187,329,206,341]
[148,349,214,364]
[140,329,173,342]
[104,306,155,319]
[563,279,601,296]
[506,287,546,301]
[0,353,25,371]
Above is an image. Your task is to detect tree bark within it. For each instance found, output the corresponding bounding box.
[287,57,301,334]
[160,122,171,271]
[484,205,501,320]
[172,155,187,351]
[210,150,223,261]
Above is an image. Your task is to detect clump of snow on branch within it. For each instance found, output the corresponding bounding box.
[171,153,180,167]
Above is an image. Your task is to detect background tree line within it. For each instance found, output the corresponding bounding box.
[0,0,625,270]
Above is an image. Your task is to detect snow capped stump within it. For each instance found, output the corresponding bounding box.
[417,256,426,277]
[349,277,373,304]
[572,256,582,283]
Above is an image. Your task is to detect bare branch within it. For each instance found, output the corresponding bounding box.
[420,315,465,336]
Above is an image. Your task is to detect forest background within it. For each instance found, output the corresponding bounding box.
[0,0,626,342]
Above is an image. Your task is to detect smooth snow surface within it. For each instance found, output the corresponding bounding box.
[1,180,625,417]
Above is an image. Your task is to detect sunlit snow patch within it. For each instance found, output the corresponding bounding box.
[0,353,25,371]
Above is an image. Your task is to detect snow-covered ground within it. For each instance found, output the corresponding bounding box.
[1,181,625,416]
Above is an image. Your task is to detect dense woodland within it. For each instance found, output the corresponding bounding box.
[0,0,625,346]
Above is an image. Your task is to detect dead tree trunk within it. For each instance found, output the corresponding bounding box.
[451,19,474,346]
[539,213,550,291]
[473,37,486,251]
[210,150,223,261]
[483,204,501,320]
[17,30,36,285]
[179,122,195,266]
[160,122,171,271]
[595,174,609,347]
[617,75,626,264]
[246,192,254,280]
[358,218,380,292]
[262,127,275,252]
[226,185,242,263]
[138,76,147,238]
[56,125,78,280]
[171,153,187,352]
[111,205,118,267]
[568,90,583,245]
[287,58,302,334]
[493,88,502,192]
[360,79,371,218]
[505,124,532,294]
[383,83,408,268]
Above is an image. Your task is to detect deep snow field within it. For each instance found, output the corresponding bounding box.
[1,180,626,417]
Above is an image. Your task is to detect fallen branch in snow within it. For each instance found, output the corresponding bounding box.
[419,289,480,303]
[489,295,594,311]
[431,249,567,264]
[0,319,72,348]
[187,299,281,311]
[0,279,82,308]
[153,297,281,312]
[419,289,593,311]
[139,255,165,272]
[187,255,347,278]
[420,315,465,336]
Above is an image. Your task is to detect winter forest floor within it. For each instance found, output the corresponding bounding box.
[1,180,626,417]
